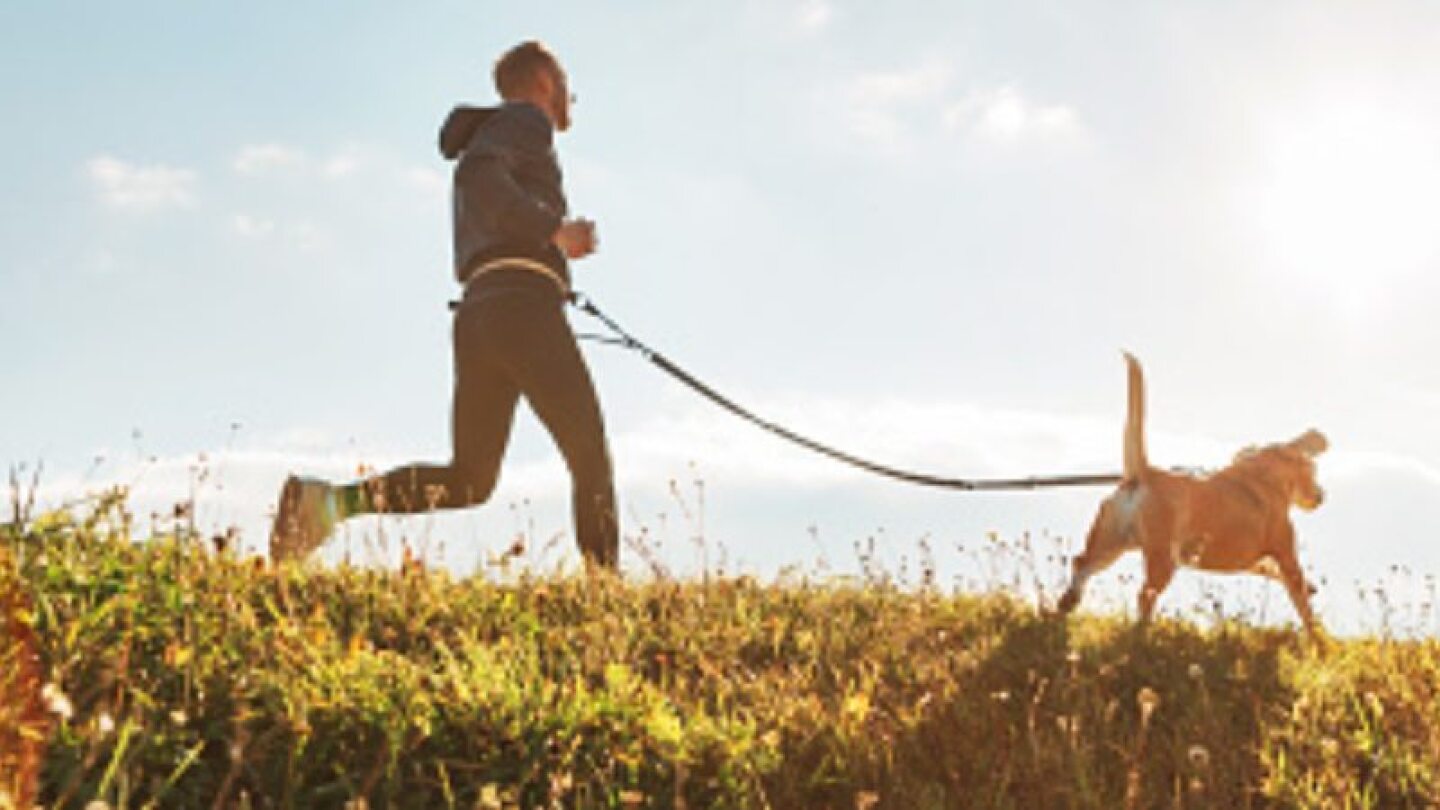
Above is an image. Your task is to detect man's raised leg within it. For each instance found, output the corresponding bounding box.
[270,307,520,561]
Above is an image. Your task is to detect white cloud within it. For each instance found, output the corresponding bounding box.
[795,0,833,32]
[287,221,330,253]
[86,250,119,277]
[226,142,424,251]
[944,86,1083,144]
[826,64,1084,157]
[230,213,276,239]
[232,144,307,175]
[227,213,327,252]
[322,151,361,179]
[231,143,368,180]
[87,155,197,212]
[1324,448,1440,487]
[850,60,952,107]
[399,166,447,195]
[837,60,953,152]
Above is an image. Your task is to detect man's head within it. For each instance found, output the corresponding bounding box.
[494,40,572,132]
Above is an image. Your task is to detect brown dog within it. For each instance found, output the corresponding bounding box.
[1057,353,1328,633]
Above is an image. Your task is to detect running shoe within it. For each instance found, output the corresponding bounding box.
[269,475,338,563]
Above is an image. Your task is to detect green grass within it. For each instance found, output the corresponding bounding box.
[2,490,1438,809]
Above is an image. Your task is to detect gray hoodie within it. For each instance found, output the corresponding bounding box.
[439,102,569,287]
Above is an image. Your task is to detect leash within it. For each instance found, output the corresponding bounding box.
[569,291,1125,492]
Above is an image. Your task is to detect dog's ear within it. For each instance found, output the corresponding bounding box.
[1290,429,1328,457]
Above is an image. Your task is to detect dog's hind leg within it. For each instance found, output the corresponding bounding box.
[1058,512,1128,615]
[1058,547,1123,614]
[1061,494,1143,615]
[1137,548,1176,626]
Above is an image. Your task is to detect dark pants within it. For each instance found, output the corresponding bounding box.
[371,277,618,567]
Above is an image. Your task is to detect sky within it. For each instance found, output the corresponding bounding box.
[4,1,1440,635]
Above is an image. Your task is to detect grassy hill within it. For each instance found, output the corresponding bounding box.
[2,491,1438,809]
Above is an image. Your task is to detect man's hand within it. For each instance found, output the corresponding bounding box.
[552,218,597,260]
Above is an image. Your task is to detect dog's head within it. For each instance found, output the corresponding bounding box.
[1235,428,1329,511]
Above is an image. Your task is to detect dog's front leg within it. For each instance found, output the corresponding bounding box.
[1272,537,1323,636]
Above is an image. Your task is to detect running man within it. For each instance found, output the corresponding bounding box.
[270,41,619,569]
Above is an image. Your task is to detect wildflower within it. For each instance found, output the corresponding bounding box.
[991,689,1011,703]
[1188,663,1204,681]
[844,692,871,724]
[164,643,192,667]
[41,683,73,721]
[550,772,574,795]
[1137,686,1160,722]
[1065,649,1081,665]
[170,709,188,727]
[1188,744,1211,770]
[1056,715,1074,734]
[96,712,115,735]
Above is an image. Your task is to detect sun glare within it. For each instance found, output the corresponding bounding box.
[1247,98,1440,313]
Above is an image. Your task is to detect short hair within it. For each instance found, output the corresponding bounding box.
[493,40,561,100]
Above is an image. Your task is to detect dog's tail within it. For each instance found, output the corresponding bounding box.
[1122,352,1148,482]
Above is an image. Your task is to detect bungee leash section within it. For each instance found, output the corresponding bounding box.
[569,292,1125,492]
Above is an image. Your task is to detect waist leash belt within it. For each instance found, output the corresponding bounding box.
[450,258,570,310]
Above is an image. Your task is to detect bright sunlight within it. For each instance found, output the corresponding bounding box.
[1248,94,1440,313]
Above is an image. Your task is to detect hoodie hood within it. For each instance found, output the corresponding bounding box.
[439,105,499,160]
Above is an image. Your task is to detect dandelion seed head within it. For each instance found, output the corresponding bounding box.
[1056,714,1074,734]
[42,682,73,721]
[1137,686,1160,720]
[1365,691,1385,720]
